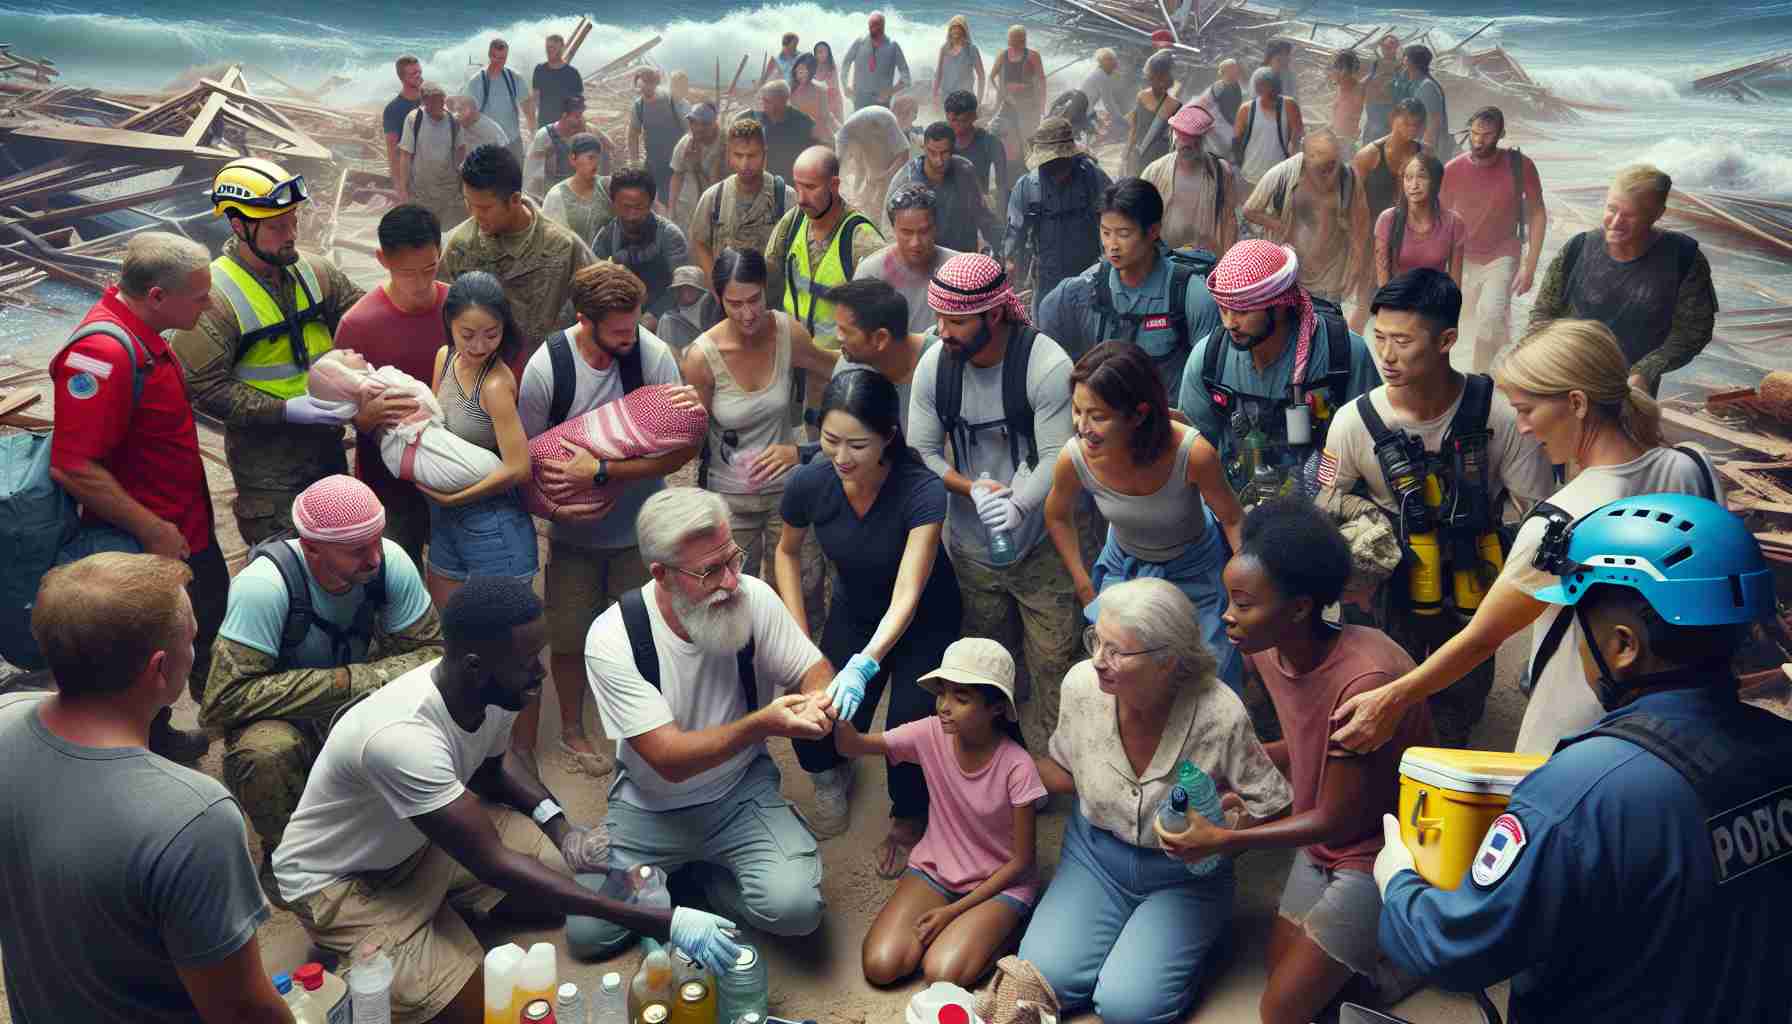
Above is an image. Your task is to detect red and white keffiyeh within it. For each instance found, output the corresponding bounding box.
[292,475,385,546]
[524,384,710,518]
[1205,239,1318,389]
[927,252,1031,325]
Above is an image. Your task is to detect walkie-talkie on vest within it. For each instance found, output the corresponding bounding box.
[1376,430,1444,616]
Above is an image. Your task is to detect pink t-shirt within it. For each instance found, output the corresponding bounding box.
[1375,206,1467,280]
[1440,150,1543,263]
[884,716,1048,905]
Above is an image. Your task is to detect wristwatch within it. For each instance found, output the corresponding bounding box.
[592,459,609,487]
[531,798,564,825]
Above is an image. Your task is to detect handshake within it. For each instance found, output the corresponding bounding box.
[757,653,882,740]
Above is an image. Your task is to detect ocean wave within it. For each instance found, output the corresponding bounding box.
[1528,65,1684,105]
[1635,137,1792,196]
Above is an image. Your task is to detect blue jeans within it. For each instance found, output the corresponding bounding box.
[1019,806,1235,1024]
[426,491,537,581]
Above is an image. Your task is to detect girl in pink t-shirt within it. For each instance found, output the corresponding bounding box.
[835,638,1047,989]
[1375,152,1466,288]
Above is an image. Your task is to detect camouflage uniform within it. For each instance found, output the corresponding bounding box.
[953,532,1083,754]
[437,195,596,362]
[201,605,444,854]
[169,239,365,546]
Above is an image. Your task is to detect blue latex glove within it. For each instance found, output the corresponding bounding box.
[669,906,741,975]
[825,652,879,720]
[283,395,357,426]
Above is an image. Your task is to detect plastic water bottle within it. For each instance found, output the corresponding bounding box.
[594,971,628,1024]
[274,973,311,1022]
[557,981,588,1024]
[980,472,1018,565]
[348,942,395,1024]
[715,945,767,1022]
[1176,761,1229,876]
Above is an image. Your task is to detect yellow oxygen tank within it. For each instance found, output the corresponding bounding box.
[1452,530,1507,611]
[1406,474,1445,616]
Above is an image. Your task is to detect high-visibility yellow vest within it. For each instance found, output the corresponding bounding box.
[781,210,877,352]
[212,255,334,399]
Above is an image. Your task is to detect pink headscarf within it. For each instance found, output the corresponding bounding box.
[291,474,386,547]
[1167,102,1215,138]
[927,252,1032,325]
[1205,239,1318,390]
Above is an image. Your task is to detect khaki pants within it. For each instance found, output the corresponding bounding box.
[544,540,652,656]
[293,805,574,1024]
[1460,256,1518,374]
[953,538,1082,753]
[721,490,825,635]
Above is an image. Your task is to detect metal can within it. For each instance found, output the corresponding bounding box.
[642,1004,670,1024]
[523,999,556,1023]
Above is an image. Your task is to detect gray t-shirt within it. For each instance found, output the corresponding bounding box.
[0,693,268,1024]
[909,331,1075,565]
[464,67,524,141]
[519,327,685,550]
[833,331,937,436]
[853,244,958,335]
[398,108,460,180]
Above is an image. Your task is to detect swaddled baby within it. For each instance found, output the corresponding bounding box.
[306,349,501,492]
[525,384,710,518]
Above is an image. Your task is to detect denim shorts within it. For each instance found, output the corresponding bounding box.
[427,492,538,582]
[906,867,1030,915]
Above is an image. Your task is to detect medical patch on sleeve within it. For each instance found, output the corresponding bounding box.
[1471,812,1527,887]
[64,351,115,379]
[65,372,100,400]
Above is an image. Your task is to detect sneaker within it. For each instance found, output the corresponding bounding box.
[148,707,211,764]
[807,764,854,837]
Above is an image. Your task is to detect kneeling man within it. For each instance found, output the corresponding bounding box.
[273,577,738,1024]
[571,487,837,958]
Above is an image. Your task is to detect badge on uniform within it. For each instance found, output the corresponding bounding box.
[65,372,99,400]
[1141,314,1171,332]
[1471,812,1527,887]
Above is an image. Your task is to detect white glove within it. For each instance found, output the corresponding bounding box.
[558,824,611,874]
[283,395,357,426]
[973,486,1022,532]
[669,906,742,976]
[1373,812,1418,897]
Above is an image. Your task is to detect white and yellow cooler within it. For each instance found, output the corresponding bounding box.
[1397,748,1546,889]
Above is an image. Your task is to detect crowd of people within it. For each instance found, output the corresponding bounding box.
[1,13,1781,1024]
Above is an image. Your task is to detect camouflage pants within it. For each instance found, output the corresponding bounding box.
[233,485,306,548]
[223,717,325,852]
[953,538,1082,753]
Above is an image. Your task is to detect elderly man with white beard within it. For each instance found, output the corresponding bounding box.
[566,487,840,960]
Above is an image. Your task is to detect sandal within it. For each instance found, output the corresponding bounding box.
[557,737,614,777]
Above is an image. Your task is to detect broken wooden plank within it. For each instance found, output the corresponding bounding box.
[0,390,40,421]
[585,36,664,85]
[3,120,239,161]
[1662,405,1792,459]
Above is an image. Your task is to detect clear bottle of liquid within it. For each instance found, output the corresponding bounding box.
[979,472,1018,565]
[714,944,768,1023]
[482,944,526,1024]
[594,972,628,1024]
[1238,427,1283,509]
[274,973,312,1023]
[557,981,588,1024]
[629,949,676,1024]
[1172,761,1229,876]
[348,941,395,1024]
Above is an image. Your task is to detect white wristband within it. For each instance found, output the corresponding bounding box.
[531,798,564,825]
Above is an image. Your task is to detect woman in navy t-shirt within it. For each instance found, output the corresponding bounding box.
[776,369,961,876]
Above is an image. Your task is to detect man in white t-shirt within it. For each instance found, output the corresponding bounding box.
[275,577,740,1024]
[569,487,838,959]
[1316,270,1554,746]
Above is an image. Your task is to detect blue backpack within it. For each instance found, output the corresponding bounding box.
[0,323,151,668]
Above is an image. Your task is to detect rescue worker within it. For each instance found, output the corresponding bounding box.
[1004,116,1112,315]
[200,475,443,892]
[1374,493,1789,1023]
[768,145,884,355]
[173,158,366,545]
[1316,270,1554,746]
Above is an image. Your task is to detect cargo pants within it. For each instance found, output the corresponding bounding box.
[953,536,1083,754]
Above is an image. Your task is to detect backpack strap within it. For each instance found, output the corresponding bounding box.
[1306,300,1353,410]
[619,586,758,711]
[620,333,646,394]
[1165,259,1199,356]
[935,346,968,472]
[1090,269,1115,348]
[1520,499,1578,692]
[1511,148,1527,245]
[248,538,387,666]
[1003,326,1040,469]
[1673,444,1717,500]
[772,175,786,221]
[839,211,877,279]
[60,322,151,411]
[546,330,576,427]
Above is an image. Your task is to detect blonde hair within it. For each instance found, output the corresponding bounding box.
[32,553,192,696]
[1612,163,1672,208]
[945,15,970,45]
[1494,318,1663,448]
[1008,24,1027,42]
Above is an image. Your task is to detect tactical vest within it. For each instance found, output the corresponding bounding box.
[212,256,333,400]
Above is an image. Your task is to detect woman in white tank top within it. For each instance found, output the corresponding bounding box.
[1329,319,1724,755]
[681,248,839,606]
[1043,343,1249,691]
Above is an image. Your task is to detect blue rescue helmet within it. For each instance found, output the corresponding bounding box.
[1532,493,1773,626]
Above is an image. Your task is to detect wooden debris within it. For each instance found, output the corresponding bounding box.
[1691,51,1792,102]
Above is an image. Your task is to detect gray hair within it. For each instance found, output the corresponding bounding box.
[1094,47,1117,64]
[636,487,731,568]
[1218,58,1240,72]
[1096,578,1219,685]
[760,78,791,99]
[118,232,210,299]
[1252,66,1282,94]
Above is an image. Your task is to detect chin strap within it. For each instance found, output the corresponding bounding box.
[1576,604,1728,711]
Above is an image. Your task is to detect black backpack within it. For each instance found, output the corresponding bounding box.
[247,538,389,668]
[1234,96,1293,164]
[1522,446,1716,691]
[1089,246,1219,359]
[1199,298,1351,439]
[476,67,520,112]
[1510,148,1529,245]
[934,326,1041,472]
[776,209,878,337]
[618,588,757,711]
[707,175,787,248]
[544,328,646,428]
[404,107,459,190]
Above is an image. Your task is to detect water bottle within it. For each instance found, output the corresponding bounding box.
[274,973,310,1022]
[348,942,395,1024]
[557,981,588,1024]
[594,972,628,1024]
[979,472,1018,565]
[715,944,767,1022]
[1175,761,1228,876]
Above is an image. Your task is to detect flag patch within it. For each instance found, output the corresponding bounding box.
[1471,812,1527,887]
[1317,450,1339,488]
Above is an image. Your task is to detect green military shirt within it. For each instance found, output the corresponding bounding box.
[437,195,596,358]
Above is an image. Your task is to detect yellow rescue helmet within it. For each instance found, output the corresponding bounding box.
[208,157,309,220]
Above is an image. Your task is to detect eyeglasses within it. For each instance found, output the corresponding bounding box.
[1083,626,1167,667]
[667,545,748,586]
